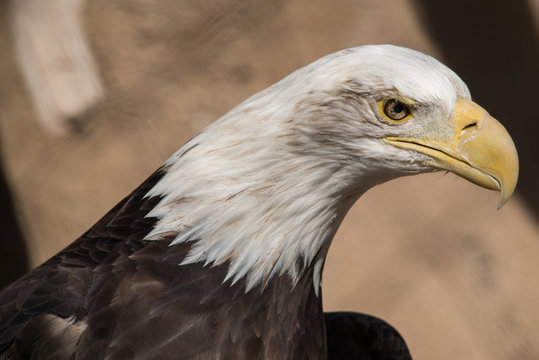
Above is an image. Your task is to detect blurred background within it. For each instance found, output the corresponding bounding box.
[0,0,538,358]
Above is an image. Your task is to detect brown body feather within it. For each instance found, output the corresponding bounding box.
[0,169,326,359]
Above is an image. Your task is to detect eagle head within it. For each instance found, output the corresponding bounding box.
[145,45,518,291]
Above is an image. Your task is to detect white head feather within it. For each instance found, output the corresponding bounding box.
[144,45,470,292]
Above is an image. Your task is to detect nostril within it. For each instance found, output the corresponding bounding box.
[462,122,477,132]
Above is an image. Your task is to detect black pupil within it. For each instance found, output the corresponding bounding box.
[384,99,409,121]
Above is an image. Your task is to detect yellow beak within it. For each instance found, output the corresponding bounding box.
[384,98,519,209]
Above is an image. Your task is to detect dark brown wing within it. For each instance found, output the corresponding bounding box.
[0,165,326,359]
[0,168,166,359]
[325,311,413,360]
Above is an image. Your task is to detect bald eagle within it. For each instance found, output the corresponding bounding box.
[0,45,518,359]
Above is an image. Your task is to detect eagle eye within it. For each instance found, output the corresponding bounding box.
[380,99,412,122]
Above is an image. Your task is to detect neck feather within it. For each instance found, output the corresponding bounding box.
[143,115,368,293]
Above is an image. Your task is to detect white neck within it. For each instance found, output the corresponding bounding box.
[142,49,428,292]
[144,133,368,292]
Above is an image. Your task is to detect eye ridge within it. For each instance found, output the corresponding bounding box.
[383,99,411,121]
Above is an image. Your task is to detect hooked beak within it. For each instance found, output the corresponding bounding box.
[384,98,519,209]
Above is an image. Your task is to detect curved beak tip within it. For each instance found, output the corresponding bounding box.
[497,187,512,210]
[496,160,519,210]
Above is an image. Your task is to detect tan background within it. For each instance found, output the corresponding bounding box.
[1,0,539,359]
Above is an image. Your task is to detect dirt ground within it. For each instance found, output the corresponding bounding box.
[1,0,538,359]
